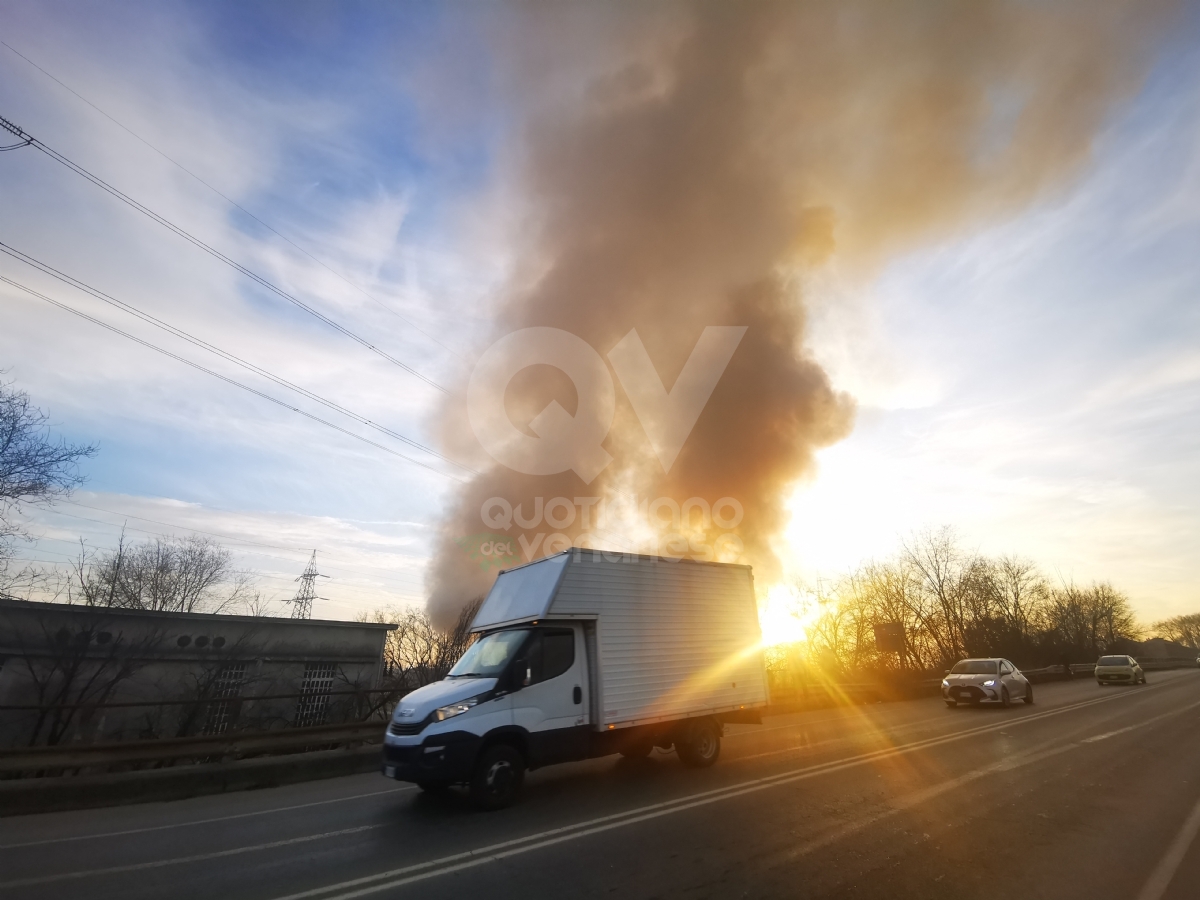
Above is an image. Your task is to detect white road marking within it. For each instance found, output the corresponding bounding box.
[1083,725,1139,743]
[732,710,958,761]
[1136,790,1200,900]
[0,824,384,889]
[269,687,1157,900]
[0,785,413,850]
[8,678,1186,896]
[778,739,1080,866]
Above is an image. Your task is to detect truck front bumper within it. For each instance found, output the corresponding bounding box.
[382,731,481,784]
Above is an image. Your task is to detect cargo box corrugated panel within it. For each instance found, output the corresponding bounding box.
[550,554,767,727]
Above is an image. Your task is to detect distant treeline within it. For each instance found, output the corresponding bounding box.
[768,527,1194,677]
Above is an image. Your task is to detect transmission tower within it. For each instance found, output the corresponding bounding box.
[290,551,328,619]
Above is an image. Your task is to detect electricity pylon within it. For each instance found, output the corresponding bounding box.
[290,551,328,619]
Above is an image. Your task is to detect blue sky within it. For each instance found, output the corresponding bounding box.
[1,1,1198,621]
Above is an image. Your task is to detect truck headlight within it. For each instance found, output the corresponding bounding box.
[982,679,996,687]
[435,696,481,721]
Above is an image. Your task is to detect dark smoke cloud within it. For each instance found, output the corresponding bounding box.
[425,0,1177,625]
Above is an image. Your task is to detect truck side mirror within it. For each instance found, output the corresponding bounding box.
[512,658,530,688]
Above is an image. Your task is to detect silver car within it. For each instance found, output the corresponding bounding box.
[942,658,1033,708]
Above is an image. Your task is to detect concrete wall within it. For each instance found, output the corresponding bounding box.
[0,598,394,746]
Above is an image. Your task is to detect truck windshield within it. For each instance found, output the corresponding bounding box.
[447,629,530,678]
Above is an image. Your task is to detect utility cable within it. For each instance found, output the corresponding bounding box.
[0,111,448,393]
[0,38,463,361]
[0,274,465,482]
[59,500,427,574]
[32,510,427,586]
[0,242,476,476]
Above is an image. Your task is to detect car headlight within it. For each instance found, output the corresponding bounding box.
[435,695,481,721]
[982,679,996,687]
[941,680,950,688]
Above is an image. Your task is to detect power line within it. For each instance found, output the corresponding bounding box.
[0,274,465,481]
[0,111,450,394]
[25,509,428,587]
[58,499,425,572]
[0,37,464,362]
[0,241,477,476]
[9,550,420,605]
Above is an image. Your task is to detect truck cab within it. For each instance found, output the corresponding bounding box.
[382,622,591,802]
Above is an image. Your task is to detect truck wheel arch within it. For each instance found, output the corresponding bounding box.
[479,726,531,767]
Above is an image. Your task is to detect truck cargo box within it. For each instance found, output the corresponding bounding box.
[471,550,768,729]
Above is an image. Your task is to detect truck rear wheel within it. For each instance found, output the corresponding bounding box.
[469,744,525,810]
[676,719,721,768]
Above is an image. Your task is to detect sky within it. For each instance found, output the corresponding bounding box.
[1,1,1198,623]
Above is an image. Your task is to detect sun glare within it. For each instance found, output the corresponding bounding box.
[757,583,818,647]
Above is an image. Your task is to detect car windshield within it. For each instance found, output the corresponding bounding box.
[951,660,998,675]
[447,629,530,678]
[1097,656,1130,666]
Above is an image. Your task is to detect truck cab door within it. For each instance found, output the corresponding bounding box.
[511,624,590,766]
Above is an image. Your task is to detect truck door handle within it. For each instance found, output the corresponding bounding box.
[573,686,582,705]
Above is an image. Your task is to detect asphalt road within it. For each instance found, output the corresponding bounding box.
[3,669,1199,900]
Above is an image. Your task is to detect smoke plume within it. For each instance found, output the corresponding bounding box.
[425,0,1176,625]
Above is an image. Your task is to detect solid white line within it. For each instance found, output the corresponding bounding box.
[270,687,1152,900]
[1082,725,1139,743]
[1136,791,1200,900]
[0,824,383,889]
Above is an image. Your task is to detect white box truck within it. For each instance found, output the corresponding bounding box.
[382,550,768,808]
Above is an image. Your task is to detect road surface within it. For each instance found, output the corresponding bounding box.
[2,669,1199,900]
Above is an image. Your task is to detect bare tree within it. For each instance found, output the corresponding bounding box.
[1044,581,1139,659]
[363,597,483,692]
[1152,612,1200,649]
[900,527,976,662]
[989,555,1049,641]
[776,531,1143,678]
[0,381,96,580]
[67,534,256,613]
[239,590,284,617]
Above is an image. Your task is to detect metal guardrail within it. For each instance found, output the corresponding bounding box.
[0,720,385,776]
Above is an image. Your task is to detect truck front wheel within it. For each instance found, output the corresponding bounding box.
[676,719,721,768]
[469,744,525,810]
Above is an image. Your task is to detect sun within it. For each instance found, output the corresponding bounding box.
[757,583,819,647]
